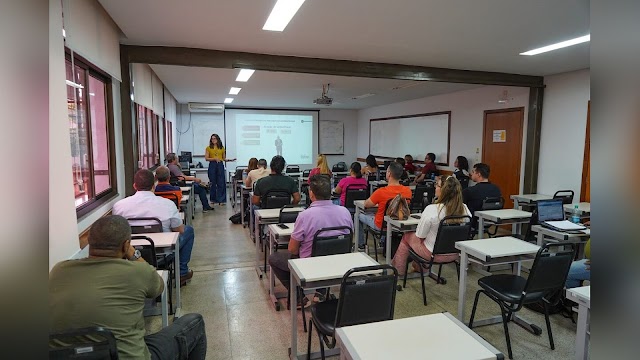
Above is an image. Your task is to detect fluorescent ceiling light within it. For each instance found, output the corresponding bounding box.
[263,0,306,32]
[351,93,376,100]
[224,98,234,104]
[520,34,590,56]
[235,69,255,82]
[229,87,241,95]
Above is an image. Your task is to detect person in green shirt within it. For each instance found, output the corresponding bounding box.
[49,215,206,360]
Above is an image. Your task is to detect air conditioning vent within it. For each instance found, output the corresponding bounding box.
[188,103,225,113]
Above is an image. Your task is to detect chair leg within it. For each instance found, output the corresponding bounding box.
[403,259,410,288]
[501,309,514,359]
[543,300,555,350]
[455,261,460,281]
[468,290,483,328]
[306,319,313,360]
[300,288,307,333]
[372,232,378,262]
[419,262,427,306]
[437,264,443,284]
[317,328,325,360]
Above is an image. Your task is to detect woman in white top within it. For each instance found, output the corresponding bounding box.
[391,175,471,275]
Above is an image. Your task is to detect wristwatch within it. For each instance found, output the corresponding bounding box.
[129,249,142,261]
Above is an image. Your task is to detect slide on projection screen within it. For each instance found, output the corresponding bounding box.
[225,109,319,167]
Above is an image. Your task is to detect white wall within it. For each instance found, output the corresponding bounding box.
[175,107,359,169]
[357,85,531,188]
[49,0,125,269]
[537,69,590,197]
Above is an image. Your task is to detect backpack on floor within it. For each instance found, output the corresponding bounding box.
[229,212,242,224]
[386,194,410,221]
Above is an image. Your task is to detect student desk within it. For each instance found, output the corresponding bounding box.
[474,209,532,239]
[384,215,420,264]
[132,232,181,318]
[566,286,590,360]
[192,168,208,183]
[240,184,251,228]
[335,312,504,360]
[530,225,590,258]
[254,207,305,278]
[180,194,192,226]
[564,202,590,217]
[353,200,377,253]
[455,237,540,332]
[266,223,295,310]
[369,180,416,194]
[288,252,379,360]
[510,194,553,209]
[180,185,195,219]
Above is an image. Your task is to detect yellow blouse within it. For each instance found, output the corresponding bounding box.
[206,146,225,161]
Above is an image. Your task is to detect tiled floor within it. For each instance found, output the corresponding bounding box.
[145,195,583,359]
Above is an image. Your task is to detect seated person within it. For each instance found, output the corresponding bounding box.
[392,176,471,275]
[462,163,501,230]
[395,157,410,183]
[49,215,206,360]
[307,154,332,184]
[453,155,470,189]
[413,153,437,184]
[362,154,380,180]
[566,236,591,288]
[166,152,213,213]
[404,154,417,174]
[245,158,270,188]
[358,162,412,250]
[252,155,301,207]
[333,162,368,206]
[154,166,182,204]
[268,175,353,306]
[113,169,195,285]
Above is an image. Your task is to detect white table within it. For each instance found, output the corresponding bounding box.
[566,286,590,360]
[192,168,208,183]
[240,184,251,228]
[456,236,540,331]
[180,194,192,226]
[157,270,169,328]
[254,207,305,278]
[564,202,590,217]
[530,225,590,258]
[288,253,379,360]
[335,312,503,360]
[510,194,552,209]
[353,200,377,254]
[474,209,532,239]
[384,215,420,264]
[266,223,295,310]
[132,232,182,318]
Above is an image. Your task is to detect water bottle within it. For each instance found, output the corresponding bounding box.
[571,204,580,224]
[430,172,435,180]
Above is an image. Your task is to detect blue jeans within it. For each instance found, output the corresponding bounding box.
[565,259,590,288]
[208,161,226,203]
[358,213,380,246]
[145,313,207,360]
[178,225,195,276]
[193,183,212,210]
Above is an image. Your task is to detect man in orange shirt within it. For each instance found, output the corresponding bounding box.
[358,162,412,250]
[154,166,183,205]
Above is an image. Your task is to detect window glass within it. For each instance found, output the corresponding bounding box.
[88,75,111,195]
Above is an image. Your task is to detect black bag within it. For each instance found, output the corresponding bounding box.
[524,290,572,317]
[229,212,242,224]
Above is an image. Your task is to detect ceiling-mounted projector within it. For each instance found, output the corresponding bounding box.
[313,83,333,105]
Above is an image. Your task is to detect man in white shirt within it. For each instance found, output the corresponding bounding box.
[244,158,270,188]
[113,169,195,285]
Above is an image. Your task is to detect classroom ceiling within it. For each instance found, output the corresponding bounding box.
[99,0,590,108]
[149,65,482,109]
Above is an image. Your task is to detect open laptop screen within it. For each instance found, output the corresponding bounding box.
[537,199,565,222]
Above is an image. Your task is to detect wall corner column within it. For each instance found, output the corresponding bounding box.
[523,86,544,194]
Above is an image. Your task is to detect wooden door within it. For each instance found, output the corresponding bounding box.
[482,108,524,209]
[580,101,590,202]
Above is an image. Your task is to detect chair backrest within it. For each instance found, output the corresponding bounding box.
[302,169,312,177]
[432,215,473,255]
[234,168,245,181]
[49,327,119,360]
[155,192,180,208]
[332,161,347,172]
[311,226,353,257]
[261,189,292,209]
[344,184,368,209]
[367,172,379,183]
[128,217,163,234]
[335,265,398,329]
[333,172,348,184]
[522,243,576,301]
[130,235,157,267]
[279,204,303,223]
[553,190,574,205]
[286,165,300,173]
[481,196,505,211]
[409,184,429,212]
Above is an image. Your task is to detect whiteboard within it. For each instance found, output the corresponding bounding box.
[192,114,225,156]
[319,120,344,154]
[369,112,451,165]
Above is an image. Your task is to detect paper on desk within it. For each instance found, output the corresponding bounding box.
[544,220,587,231]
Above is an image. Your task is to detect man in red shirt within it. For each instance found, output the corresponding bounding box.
[358,162,412,250]
[414,152,437,184]
[404,154,417,173]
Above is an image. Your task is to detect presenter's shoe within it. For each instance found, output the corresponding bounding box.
[180,270,194,286]
[203,206,214,213]
[219,202,226,206]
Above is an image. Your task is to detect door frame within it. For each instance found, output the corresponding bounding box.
[482,107,525,195]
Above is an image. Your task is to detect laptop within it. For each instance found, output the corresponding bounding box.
[537,199,586,231]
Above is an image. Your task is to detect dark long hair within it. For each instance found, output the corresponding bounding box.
[209,134,223,149]
[350,162,363,178]
[365,154,377,168]
[456,156,469,171]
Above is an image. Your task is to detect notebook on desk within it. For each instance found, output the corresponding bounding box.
[537,199,586,231]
